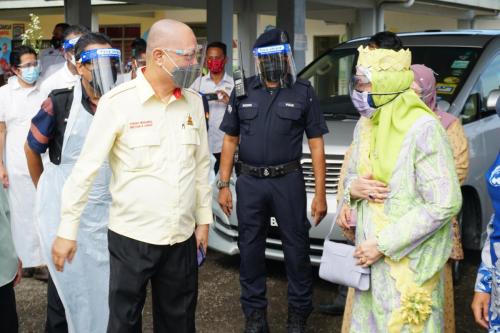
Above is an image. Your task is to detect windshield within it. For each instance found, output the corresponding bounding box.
[299,45,482,118]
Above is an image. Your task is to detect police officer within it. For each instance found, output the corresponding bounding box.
[218,29,328,333]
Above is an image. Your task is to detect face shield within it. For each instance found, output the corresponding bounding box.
[80,48,123,97]
[161,44,206,90]
[63,37,80,66]
[253,43,296,88]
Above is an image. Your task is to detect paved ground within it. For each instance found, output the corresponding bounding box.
[16,250,483,333]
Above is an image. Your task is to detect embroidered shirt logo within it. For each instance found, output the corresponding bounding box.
[129,120,153,129]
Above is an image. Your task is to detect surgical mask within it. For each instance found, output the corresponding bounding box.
[351,90,376,118]
[207,59,225,74]
[20,65,40,85]
[160,51,201,88]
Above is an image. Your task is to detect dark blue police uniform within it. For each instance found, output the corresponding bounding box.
[220,75,328,318]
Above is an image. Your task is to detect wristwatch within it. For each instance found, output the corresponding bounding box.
[216,179,230,189]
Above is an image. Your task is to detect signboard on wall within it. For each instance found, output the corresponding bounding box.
[12,24,24,40]
[0,24,11,38]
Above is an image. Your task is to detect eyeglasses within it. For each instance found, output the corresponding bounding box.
[18,61,38,69]
[162,45,203,62]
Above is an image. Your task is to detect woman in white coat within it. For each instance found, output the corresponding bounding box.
[0,45,46,278]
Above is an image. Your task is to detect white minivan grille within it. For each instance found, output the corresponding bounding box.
[300,154,344,194]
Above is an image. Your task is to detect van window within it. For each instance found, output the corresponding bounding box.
[461,53,500,123]
[410,47,481,105]
[299,46,482,119]
[299,48,359,119]
[478,53,500,117]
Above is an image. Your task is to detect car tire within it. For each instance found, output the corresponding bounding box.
[453,187,481,285]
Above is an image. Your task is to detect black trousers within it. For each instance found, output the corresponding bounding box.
[45,274,68,333]
[236,171,313,317]
[0,281,18,333]
[213,153,221,175]
[107,230,198,333]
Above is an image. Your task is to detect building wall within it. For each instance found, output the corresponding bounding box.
[384,10,458,32]
[0,6,497,66]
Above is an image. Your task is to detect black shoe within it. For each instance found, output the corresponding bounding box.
[244,310,269,333]
[317,293,346,316]
[287,307,309,333]
[22,268,34,278]
[33,266,49,282]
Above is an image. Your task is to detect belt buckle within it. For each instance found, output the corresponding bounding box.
[263,168,270,177]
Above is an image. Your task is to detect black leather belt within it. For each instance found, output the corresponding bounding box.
[238,160,301,178]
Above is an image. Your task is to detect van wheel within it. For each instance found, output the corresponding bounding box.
[460,188,482,250]
[453,188,481,285]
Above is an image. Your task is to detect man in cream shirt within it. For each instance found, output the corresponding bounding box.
[51,19,212,333]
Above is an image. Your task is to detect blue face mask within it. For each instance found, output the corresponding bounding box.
[20,65,40,85]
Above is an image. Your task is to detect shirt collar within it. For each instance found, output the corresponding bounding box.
[10,76,39,93]
[136,67,183,105]
[204,72,232,85]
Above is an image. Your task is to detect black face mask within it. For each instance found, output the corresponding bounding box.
[259,55,287,83]
[50,36,62,49]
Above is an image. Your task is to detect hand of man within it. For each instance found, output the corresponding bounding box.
[354,238,383,268]
[0,164,9,188]
[13,259,22,287]
[195,224,209,254]
[52,237,77,272]
[218,187,233,216]
[216,90,230,105]
[311,194,327,225]
[471,291,490,329]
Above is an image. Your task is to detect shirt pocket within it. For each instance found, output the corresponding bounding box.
[124,132,161,171]
[275,102,304,135]
[180,125,201,167]
[238,103,259,136]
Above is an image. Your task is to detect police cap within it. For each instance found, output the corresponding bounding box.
[253,28,290,49]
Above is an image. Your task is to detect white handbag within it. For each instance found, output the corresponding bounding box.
[318,202,371,291]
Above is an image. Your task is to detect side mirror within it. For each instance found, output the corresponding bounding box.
[486,89,500,111]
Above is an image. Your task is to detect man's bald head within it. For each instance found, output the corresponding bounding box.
[146,19,197,55]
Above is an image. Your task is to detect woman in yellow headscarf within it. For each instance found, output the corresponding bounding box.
[339,46,462,332]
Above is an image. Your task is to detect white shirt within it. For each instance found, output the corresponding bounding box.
[192,73,233,154]
[0,76,45,267]
[39,47,66,80]
[39,62,79,98]
[58,69,213,245]
[0,76,44,175]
